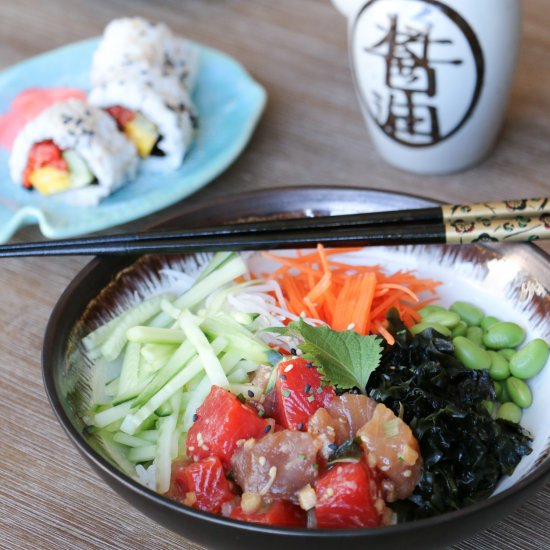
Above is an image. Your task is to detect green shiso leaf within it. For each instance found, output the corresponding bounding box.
[289,318,383,391]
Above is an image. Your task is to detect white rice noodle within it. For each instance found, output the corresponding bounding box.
[89,72,195,172]
[9,99,138,206]
[91,17,199,92]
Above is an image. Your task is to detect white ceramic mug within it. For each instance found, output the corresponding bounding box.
[332,0,521,174]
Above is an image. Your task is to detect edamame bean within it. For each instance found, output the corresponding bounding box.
[493,380,503,401]
[450,301,485,327]
[452,336,491,370]
[505,377,533,408]
[421,310,461,328]
[483,322,525,350]
[498,381,511,403]
[498,348,516,361]
[509,339,550,379]
[451,321,468,338]
[481,316,500,331]
[466,326,484,347]
[482,400,495,415]
[496,402,522,424]
[410,322,452,337]
[418,305,447,318]
[488,351,510,381]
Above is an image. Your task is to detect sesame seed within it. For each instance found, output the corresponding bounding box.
[297,422,304,431]
[307,395,315,402]
[328,443,338,450]
[258,456,266,466]
[306,362,314,368]
[279,374,287,380]
[192,414,199,422]
[304,384,311,394]
[184,491,197,507]
[284,364,294,373]
[201,445,209,451]
[290,348,297,355]
[264,424,272,433]
[247,390,254,398]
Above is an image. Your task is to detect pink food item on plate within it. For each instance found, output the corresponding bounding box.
[0,87,87,150]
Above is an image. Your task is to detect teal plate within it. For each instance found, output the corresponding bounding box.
[0,38,266,242]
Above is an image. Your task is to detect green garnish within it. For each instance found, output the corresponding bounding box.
[286,318,383,391]
[383,418,400,438]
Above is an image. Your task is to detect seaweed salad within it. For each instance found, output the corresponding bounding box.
[367,310,533,520]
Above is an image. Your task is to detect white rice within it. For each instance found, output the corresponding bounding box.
[9,99,138,206]
[91,17,199,92]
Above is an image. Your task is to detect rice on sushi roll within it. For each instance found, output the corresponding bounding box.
[91,17,199,91]
[89,17,198,172]
[10,99,138,206]
[89,65,196,172]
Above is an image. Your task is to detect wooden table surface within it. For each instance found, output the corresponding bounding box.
[0,1,548,548]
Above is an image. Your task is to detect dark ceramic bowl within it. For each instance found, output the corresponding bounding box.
[43,186,550,550]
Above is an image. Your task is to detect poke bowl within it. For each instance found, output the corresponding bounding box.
[42,186,550,550]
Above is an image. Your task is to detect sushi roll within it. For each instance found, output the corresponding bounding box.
[9,99,138,206]
[89,65,196,172]
[89,17,199,172]
[91,17,199,91]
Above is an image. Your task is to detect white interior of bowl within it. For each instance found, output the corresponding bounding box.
[74,244,550,502]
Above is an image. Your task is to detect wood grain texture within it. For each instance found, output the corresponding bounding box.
[0,0,548,549]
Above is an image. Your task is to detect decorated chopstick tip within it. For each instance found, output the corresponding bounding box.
[443,198,550,221]
[445,215,550,244]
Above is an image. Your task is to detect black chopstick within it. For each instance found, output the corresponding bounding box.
[0,224,447,257]
[3,196,548,255]
[0,197,547,257]
[2,206,441,253]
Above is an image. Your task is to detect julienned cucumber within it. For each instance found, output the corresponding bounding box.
[100,295,175,361]
[85,252,279,492]
[150,253,247,328]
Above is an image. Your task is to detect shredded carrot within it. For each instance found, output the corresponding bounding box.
[257,248,441,344]
[374,320,396,346]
